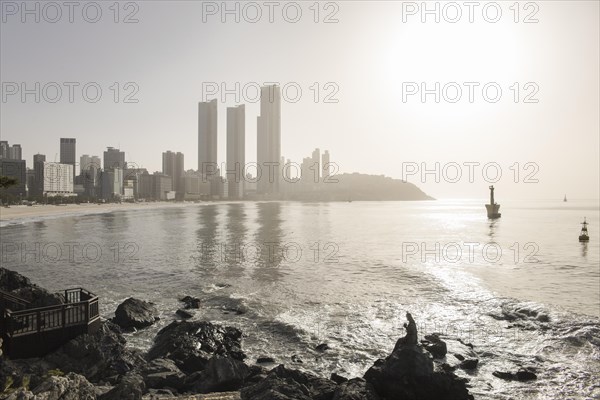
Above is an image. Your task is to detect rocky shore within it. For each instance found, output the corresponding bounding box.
[1,267,495,399]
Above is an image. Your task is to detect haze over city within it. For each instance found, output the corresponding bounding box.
[1,1,598,199]
[1,2,600,400]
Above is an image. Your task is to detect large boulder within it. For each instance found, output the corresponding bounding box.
[0,268,31,291]
[421,334,447,359]
[147,321,245,374]
[142,358,186,392]
[241,365,336,400]
[99,372,145,400]
[241,373,311,400]
[179,295,201,310]
[31,372,96,400]
[364,349,472,400]
[0,268,63,308]
[493,368,537,382]
[186,356,251,393]
[45,320,148,383]
[332,378,381,400]
[364,314,473,400]
[113,298,159,330]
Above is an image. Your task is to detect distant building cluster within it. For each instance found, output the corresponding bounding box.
[198,84,332,200]
[0,84,331,203]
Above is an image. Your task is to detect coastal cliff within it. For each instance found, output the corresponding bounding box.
[1,268,473,400]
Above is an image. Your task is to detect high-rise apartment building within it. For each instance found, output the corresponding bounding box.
[162,151,184,195]
[257,85,281,195]
[227,105,245,199]
[80,154,101,176]
[0,141,22,160]
[198,99,218,176]
[60,138,76,183]
[322,150,330,180]
[103,147,126,171]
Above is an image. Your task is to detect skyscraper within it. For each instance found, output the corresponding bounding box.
[8,144,22,160]
[311,148,321,182]
[60,138,76,183]
[33,154,46,197]
[162,151,184,195]
[0,141,22,160]
[198,99,218,176]
[227,104,245,199]
[322,150,330,180]
[80,154,101,176]
[257,85,281,195]
[38,162,74,196]
[103,147,126,171]
[0,141,8,159]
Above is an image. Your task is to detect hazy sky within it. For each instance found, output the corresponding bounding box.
[1,1,598,199]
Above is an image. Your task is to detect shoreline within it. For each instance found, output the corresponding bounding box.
[0,202,199,225]
[0,200,432,226]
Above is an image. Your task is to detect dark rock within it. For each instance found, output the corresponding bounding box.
[331,373,348,384]
[256,357,275,364]
[241,364,336,400]
[147,321,245,374]
[459,359,479,370]
[186,356,251,393]
[454,353,465,361]
[516,369,537,381]
[12,287,64,308]
[291,354,303,364]
[175,309,194,319]
[31,372,96,399]
[421,334,447,359]
[99,372,145,400]
[364,314,473,400]
[241,373,311,400]
[332,378,381,400]
[45,320,148,383]
[142,358,186,391]
[2,388,35,399]
[493,371,515,381]
[271,365,337,400]
[243,365,269,387]
[146,388,175,397]
[439,363,456,373]
[0,268,63,308]
[179,295,201,309]
[365,345,434,383]
[316,343,330,352]
[0,267,31,291]
[94,385,114,397]
[113,298,159,330]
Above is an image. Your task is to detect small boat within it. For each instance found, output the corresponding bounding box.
[579,217,589,242]
[564,195,567,202]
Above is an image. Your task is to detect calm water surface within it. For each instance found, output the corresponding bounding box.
[1,200,599,399]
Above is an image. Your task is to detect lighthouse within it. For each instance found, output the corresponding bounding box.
[485,185,501,219]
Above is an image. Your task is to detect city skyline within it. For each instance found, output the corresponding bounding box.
[1,2,598,199]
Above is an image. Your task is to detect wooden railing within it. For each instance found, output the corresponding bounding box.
[2,288,99,338]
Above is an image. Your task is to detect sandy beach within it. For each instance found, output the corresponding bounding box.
[0,202,198,224]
